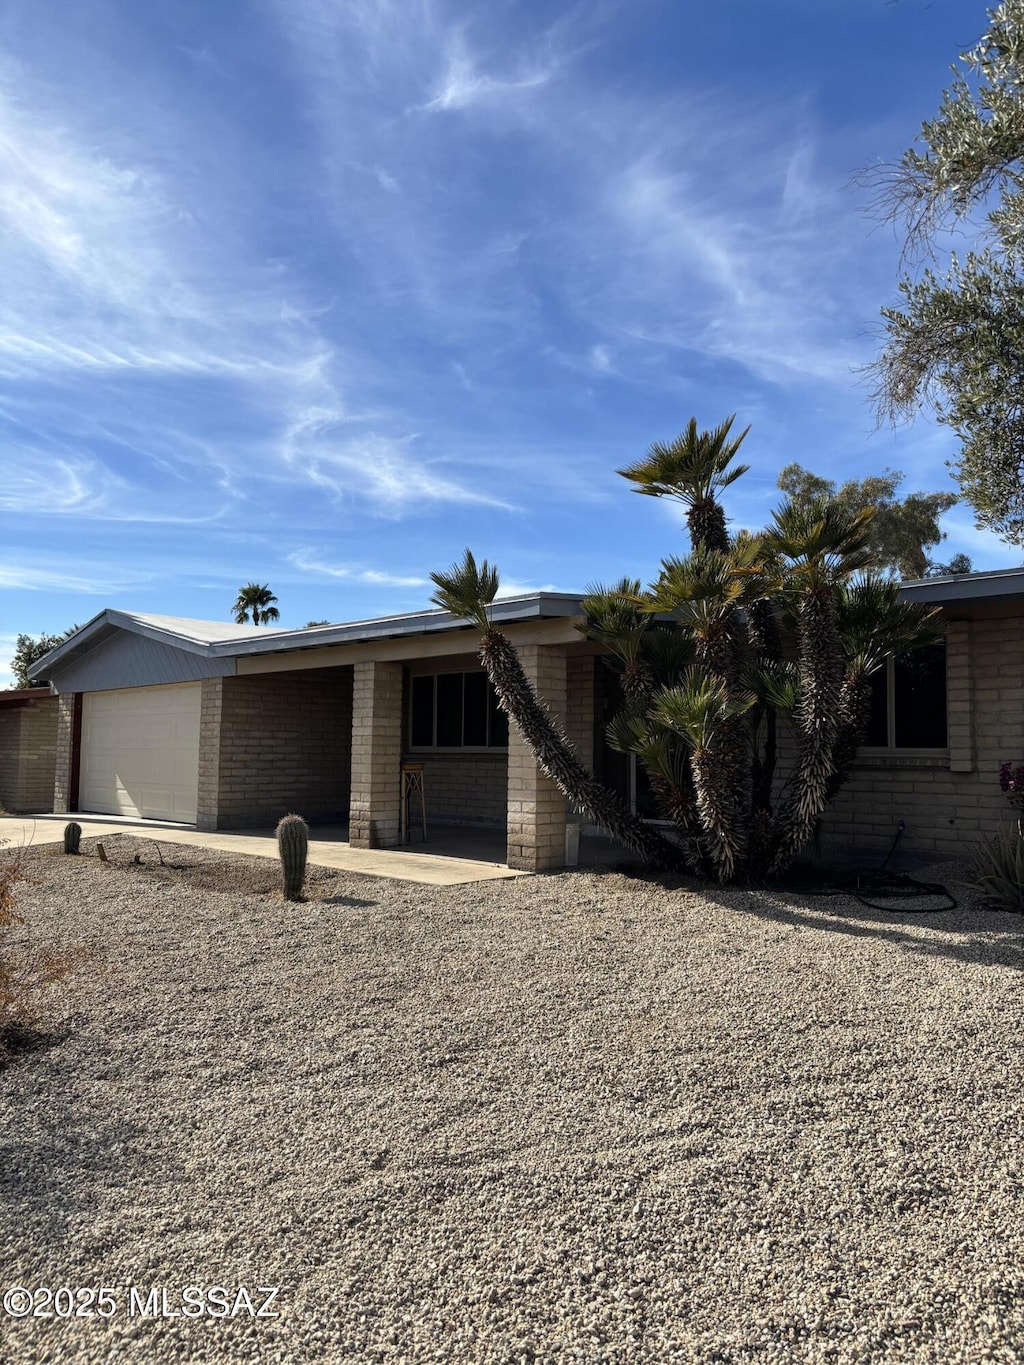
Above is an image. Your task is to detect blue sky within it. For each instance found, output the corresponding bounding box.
[0,0,1010,683]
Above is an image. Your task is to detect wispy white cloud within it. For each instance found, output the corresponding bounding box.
[287,549,428,588]
[0,562,152,593]
[280,412,515,513]
[420,38,553,112]
[495,579,558,599]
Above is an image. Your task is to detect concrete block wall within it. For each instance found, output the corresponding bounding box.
[349,660,403,848]
[53,693,77,814]
[0,696,58,812]
[819,615,1024,861]
[212,669,353,828]
[196,678,224,832]
[405,752,507,826]
[564,655,596,774]
[507,644,568,871]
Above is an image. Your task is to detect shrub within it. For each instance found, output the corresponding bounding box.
[0,842,78,1062]
[971,827,1024,915]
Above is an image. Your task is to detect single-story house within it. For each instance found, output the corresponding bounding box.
[16,567,1024,870]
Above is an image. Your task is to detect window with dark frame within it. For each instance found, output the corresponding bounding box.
[864,642,948,751]
[409,672,509,749]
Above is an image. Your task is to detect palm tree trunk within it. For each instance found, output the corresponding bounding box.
[770,587,844,872]
[825,672,873,805]
[693,617,750,877]
[686,498,730,553]
[479,630,686,872]
[691,745,742,882]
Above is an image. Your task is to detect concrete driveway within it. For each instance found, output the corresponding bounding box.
[0,813,525,886]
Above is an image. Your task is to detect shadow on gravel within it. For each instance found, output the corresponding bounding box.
[605,861,1024,972]
[701,888,1024,973]
[0,1091,150,1246]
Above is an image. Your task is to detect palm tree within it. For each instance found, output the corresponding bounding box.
[429,551,685,872]
[232,583,280,626]
[586,425,943,883]
[652,672,756,882]
[617,415,751,553]
[764,499,883,871]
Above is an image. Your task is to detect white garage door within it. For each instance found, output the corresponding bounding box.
[80,683,202,823]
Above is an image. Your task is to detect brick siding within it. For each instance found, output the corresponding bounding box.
[52,693,77,814]
[349,660,403,847]
[212,669,353,828]
[403,751,507,826]
[819,615,1024,860]
[507,644,568,871]
[0,695,58,812]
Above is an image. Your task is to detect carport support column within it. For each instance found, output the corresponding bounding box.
[507,645,568,872]
[349,660,403,848]
[53,693,79,814]
[196,678,224,832]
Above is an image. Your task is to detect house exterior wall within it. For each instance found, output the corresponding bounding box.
[349,660,403,848]
[819,615,1022,861]
[210,669,353,829]
[507,644,569,871]
[47,629,235,694]
[53,693,78,814]
[403,752,507,826]
[0,696,58,812]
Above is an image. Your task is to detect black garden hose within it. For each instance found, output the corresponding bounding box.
[791,824,958,913]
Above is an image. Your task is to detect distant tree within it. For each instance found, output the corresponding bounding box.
[926,552,974,577]
[232,584,280,626]
[777,464,957,579]
[305,620,330,628]
[10,628,79,689]
[862,0,1024,547]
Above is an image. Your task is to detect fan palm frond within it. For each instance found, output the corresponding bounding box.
[652,671,756,751]
[429,549,499,633]
[838,573,943,676]
[617,415,751,503]
[767,498,876,586]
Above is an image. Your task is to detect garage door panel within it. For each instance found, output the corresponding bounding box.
[80,684,201,823]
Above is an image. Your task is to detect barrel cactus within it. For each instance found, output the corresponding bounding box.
[276,813,309,901]
[63,822,82,855]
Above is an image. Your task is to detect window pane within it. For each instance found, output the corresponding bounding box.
[463,672,488,745]
[864,667,889,746]
[436,673,463,747]
[410,676,434,747]
[634,759,661,818]
[488,683,509,747]
[894,644,947,748]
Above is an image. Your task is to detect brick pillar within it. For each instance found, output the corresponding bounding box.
[349,661,403,848]
[52,693,78,814]
[507,645,569,871]
[196,678,224,831]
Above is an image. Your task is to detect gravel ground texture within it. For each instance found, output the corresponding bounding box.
[1,833,1023,1364]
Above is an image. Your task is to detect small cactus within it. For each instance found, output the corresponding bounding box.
[63,822,82,855]
[276,813,309,901]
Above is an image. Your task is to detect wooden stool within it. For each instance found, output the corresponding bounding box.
[400,763,427,844]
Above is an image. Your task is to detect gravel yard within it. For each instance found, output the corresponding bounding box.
[2,835,1023,1364]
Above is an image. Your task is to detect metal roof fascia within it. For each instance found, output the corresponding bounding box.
[26,610,116,680]
[211,593,586,658]
[28,593,589,676]
[899,570,1024,605]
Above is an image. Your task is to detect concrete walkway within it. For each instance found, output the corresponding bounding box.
[0,814,526,887]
